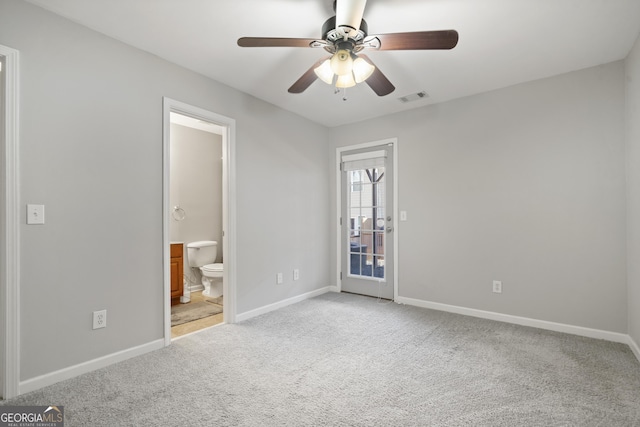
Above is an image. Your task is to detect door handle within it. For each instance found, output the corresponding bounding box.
[386,226,393,233]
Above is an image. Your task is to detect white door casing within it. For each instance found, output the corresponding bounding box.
[162,98,237,345]
[1,44,20,399]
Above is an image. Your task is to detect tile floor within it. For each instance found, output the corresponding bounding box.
[171,291,224,339]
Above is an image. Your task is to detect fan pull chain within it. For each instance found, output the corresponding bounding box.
[334,87,348,101]
[333,86,348,101]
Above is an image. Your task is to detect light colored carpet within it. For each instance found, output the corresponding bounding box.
[171,300,222,326]
[3,292,640,426]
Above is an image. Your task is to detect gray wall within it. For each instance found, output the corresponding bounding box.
[0,0,330,381]
[170,123,223,287]
[627,34,640,347]
[330,62,628,333]
[235,102,332,313]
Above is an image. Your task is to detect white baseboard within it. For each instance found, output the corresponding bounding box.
[16,293,638,397]
[629,335,640,363]
[19,339,164,395]
[188,283,204,292]
[395,296,630,344]
[236,287,333,323]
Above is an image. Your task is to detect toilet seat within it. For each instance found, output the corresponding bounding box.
[201,263,223,274]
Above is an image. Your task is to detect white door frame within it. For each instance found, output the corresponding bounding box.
[335,138,399,300]
[162,98,237,346]
[1,44,20,399]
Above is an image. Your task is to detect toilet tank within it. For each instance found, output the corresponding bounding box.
[186,241,217,267]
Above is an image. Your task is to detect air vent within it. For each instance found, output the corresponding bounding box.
[398,91,429,103]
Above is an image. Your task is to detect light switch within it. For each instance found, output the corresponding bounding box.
[400,211,407,221]
[27,204,45,225]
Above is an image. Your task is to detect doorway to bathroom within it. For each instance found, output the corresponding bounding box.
[162,98,236,344]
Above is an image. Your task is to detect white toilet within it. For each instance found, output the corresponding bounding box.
[186,240,224,298]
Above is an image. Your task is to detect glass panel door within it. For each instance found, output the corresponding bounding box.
[341,145,394,299]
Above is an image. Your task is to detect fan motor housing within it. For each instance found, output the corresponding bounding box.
[322,16,368,43]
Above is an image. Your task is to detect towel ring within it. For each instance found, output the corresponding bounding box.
[172,206,186,221]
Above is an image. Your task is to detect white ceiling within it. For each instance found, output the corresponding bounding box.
[23,0,640,127]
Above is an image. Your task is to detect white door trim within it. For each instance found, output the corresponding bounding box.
[0,44,20,399]
[335,138,399,300]
[162,98,237,346]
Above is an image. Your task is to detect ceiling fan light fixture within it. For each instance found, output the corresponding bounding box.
[352,56,375,83]
[335,73,356,89]
[330,49,353,76]
[314,59,334,85]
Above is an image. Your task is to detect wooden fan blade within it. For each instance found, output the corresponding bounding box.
[288,57,331,94]
[358,54,395,96]
[365,30,458,50]
[238,37,321,48]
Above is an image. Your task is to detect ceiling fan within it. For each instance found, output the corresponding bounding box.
[237,0,458,97]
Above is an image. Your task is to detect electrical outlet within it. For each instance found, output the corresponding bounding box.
[276,273,283,284]
[93,310,107,329]
[293,269,300,281]
[492,280,502,294]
